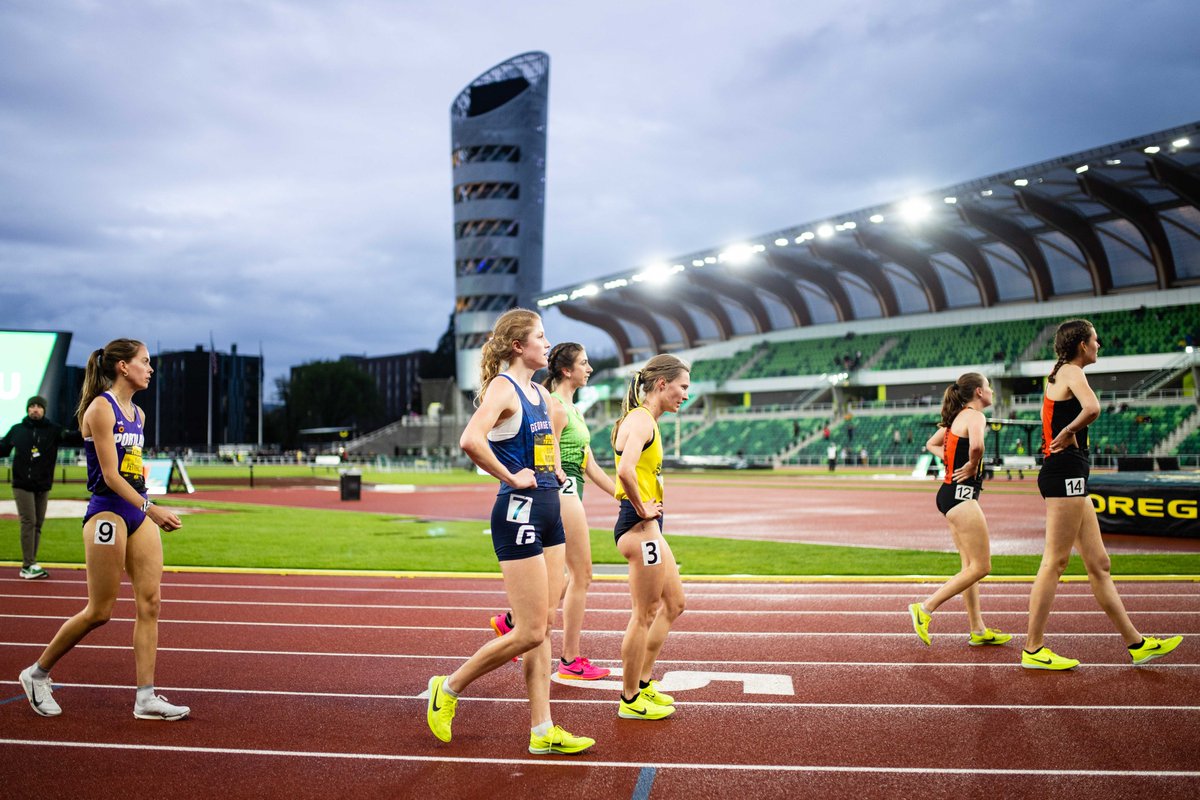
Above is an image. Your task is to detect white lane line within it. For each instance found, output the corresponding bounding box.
[3,615,1197,638]
[0,642,1195,668]
[1,739,1198,777]
[2,683,1198,710]
[2,577,1194,599]
[3,599,1195,616]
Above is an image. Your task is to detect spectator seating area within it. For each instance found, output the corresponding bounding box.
[1010,405,1197,455]
[872,319,1049,370]
[1035,305,1199,359]
[795,413,936,460]
[740,334,889,379]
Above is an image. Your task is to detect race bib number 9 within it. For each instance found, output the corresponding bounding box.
[507,494,533,524]
[559,476,578,497]
[954,484,974,501]
[94,520,116,546]
[1064,478,1086,497]
[641,538,662,567]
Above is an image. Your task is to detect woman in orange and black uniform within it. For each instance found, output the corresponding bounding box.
[1022,319,1183,670]
[909,373,1010,648]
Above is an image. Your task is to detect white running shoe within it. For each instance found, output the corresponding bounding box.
[19,666,61,717]
[133,693,190,721]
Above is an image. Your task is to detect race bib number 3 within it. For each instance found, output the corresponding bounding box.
[94,520,117,546]
[954,484,974,501]
[507,494,533,524]
[1064,478,1086,497]
[641,538,662,567]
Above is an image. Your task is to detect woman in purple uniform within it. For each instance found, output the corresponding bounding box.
[18,339,190,720]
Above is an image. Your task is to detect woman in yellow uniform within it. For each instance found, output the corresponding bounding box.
[611,354,689,720]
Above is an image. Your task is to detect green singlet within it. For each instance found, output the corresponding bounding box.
[552,391,590,497]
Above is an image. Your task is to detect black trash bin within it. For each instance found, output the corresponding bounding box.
[339,470,361,501]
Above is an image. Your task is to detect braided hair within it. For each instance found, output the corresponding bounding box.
[1047,319,1094,384]
[542,342,585,391]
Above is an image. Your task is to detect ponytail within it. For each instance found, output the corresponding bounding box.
[939,372,986,428]
[1048,319,1094,384]
[611,354,690,447]
[76,338,144,426]
[475,308,540,405]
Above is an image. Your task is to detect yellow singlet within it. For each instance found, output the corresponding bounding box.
[614,408,664,503]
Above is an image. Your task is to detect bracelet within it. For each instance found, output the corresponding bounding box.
[141,498,153,513]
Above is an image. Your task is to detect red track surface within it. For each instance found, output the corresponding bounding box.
[2,572,1198,798]
[182,475,1200,555]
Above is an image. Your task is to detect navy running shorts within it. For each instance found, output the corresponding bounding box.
[490,487,565,562]
[613,498,664,543]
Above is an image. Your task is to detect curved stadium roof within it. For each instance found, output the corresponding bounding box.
[538,122,1200,363]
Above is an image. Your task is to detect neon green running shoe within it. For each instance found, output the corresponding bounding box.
[968,628,1013,647]
[618,691,675,720]
[426,675,458,742]
[641,680,674,706]
[1021,647,1079,670]
[529,724,596,754]
[1130,635,1183,666]
[909,602,931,646]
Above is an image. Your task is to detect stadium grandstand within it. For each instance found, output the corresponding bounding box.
[533,121,1200,469]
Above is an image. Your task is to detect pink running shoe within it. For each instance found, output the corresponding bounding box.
[557,657,611,680]
[489,613,517,662]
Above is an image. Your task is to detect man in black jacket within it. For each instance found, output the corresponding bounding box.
[1,396,79,579]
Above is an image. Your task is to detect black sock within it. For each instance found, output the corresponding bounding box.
[1128,639,1145,651]
[622,693,639,704]
[1023,648,1042,655]
[639,680,650,690]
[505,612,513,628]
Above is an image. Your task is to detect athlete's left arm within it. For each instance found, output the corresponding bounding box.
[925,426,946,461]
[583,446,617,497]
[952,411,987,481]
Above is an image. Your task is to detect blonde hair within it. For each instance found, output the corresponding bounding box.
[76,338,145,426]
[476,308,541,404]
[611,353,690,447]
[1048,319,1094,384]
[939,372,986,428]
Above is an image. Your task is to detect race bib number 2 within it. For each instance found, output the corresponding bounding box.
[559,476,577,496]
[507,494,533,524]
[1064,478,1086,497]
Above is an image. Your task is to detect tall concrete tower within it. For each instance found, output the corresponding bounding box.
[450,52,550,391]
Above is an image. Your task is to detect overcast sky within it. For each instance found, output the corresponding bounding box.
[2,0,1197,400]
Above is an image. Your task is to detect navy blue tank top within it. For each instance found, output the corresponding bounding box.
[84,392,147,495]
[487,374,558,494]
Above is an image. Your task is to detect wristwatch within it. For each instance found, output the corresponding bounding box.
[141,498,153,513]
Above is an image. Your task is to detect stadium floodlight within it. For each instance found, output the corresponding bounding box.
[1144,146,1161,154]
[1013,179,1029,187]
[537,293,569,307]
[570,284,599,300]
[603,278,628,290]
[1173,137,1191,148]
[898,198,931,223]
[752,244,766,253]
[1075,165,1089,173]
[775,238,789,246]
[704,256,717,264]
[816,224,834,238]
[980,189,993,197]
[692,259,706,267]
[718,244,755,265]
[842,221,856,230]
[869,214,884,223]
[634,262,673,283]
[1104,159,1121,166]
[943,196,957,204]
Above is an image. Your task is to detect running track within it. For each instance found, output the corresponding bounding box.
[1,571,1198,799]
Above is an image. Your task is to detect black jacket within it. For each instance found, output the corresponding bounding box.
[0,416,81,492]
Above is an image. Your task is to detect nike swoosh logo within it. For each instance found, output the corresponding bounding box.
[431,684,442,712]
[1141,644,1161,652]
[562,666,585,675]
[1030,656,1052,664]
[628,706,648,715]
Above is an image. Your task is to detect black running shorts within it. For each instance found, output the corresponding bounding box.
[1038,448,1090,499]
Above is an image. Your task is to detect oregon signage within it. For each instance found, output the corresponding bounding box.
[1089,473,1200,538]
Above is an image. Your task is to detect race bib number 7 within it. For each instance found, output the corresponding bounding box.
[507,494,533,524]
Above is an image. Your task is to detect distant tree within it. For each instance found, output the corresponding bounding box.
[285,360,384,442]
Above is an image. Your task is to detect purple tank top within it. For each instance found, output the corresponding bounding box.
[85,392,147,495]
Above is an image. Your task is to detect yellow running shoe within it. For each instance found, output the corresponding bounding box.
[529,725,596,754]
[1021,647,1079,670]
[618,691,675,720]
[641,680,674,706]
[909,602,931,645]
[968,628,1013,647]
[1130,635,1183,666]
[426,675,458,742]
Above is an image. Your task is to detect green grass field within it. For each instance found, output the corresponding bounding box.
[3,493,1198,577]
